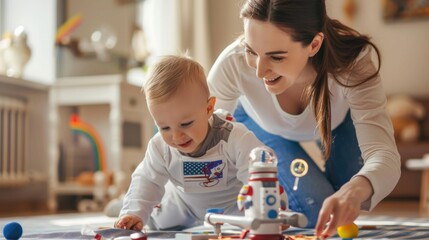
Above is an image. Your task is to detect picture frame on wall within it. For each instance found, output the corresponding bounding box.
[384,0,429,21]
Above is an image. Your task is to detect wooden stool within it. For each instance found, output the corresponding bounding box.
[420,170,429,211]
[406,156,429,211]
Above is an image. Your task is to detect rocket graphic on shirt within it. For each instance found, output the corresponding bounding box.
[183,159,227,190]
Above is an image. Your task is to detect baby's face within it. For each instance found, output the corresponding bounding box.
[148,83,212,154]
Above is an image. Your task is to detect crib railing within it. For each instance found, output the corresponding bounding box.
[0,95,29,185]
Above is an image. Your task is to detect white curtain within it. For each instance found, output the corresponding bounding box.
[139,0,212,71]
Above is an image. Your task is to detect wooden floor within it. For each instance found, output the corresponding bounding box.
[361,199,427,218]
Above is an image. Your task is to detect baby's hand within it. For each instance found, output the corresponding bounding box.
[114,214,144,231]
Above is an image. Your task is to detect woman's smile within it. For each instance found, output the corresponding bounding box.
[263,75,282,85]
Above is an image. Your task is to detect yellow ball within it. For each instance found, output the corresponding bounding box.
[337,223,359,238]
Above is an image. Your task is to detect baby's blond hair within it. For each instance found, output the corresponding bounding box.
[144,55,209,104]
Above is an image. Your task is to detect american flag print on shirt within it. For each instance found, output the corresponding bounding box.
[183,159,227,190]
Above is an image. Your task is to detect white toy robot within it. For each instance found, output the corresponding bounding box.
[204,146,308,240]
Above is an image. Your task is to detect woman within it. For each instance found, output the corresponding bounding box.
[207,0,400,237]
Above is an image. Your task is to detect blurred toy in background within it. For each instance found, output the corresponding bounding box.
[126,25,151,86]
[55,14,88,58]
[0,32,10,75]
[55,14,83,44]
[56,14,118,62]
[88,25,118,62]
[0,26,32,78]
[386,94,425,143]
[130,26,150,67]
[69,113,108,173]
[56,13,151,74]
[70,112,129,213]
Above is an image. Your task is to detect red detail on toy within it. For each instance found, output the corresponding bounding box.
[240,229,250,239]
[279,186,285,194]
[247,185,253,196]
[249,178,278,181]
[93,233,102,240]
[249,171,277,174]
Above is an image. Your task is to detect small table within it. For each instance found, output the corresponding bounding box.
[406,154,429,211]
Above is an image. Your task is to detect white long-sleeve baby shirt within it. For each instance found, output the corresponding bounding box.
[119,114,264,226]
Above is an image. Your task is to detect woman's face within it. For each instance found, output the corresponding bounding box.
[243,19,316,95]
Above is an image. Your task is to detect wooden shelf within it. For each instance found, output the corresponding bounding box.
[0,75,49,92]
[48,74,153,211]
[54,182,94,195]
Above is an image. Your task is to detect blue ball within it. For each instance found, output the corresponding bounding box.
[2,222,23,240]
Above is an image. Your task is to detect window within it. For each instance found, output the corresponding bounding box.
[0,1,3,36]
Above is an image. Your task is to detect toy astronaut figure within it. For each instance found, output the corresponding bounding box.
[205,146,307,240]
[237,146,288,239]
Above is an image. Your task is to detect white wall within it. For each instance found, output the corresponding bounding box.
[208,0,244,66]
[327,0,429,97]
[3,0,57,84]
[3,0,428,96]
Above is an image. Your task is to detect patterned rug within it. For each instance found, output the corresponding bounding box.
[1,213,429,239]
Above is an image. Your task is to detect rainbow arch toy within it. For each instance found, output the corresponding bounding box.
[55,14,83,43]
[69,113,107,172]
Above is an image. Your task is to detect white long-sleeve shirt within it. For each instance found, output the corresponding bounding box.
[119,114,264,225]
[207,40,401,211]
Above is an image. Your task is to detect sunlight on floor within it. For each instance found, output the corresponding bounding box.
[50,215,115,227]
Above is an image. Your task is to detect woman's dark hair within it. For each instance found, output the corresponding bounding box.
[240,0,381,160]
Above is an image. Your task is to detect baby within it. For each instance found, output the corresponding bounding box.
[115,55,264,231]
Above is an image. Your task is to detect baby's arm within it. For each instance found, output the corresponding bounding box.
[114,214,144,231]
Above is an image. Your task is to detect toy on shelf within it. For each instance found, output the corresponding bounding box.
[70,113,114,212]
[0,26,32,78]
[56,14,119,62]
[70,113,107,173]
[204,146,308,240]
[55,14,83,44]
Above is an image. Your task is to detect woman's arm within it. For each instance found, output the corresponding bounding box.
[207,40,245,113]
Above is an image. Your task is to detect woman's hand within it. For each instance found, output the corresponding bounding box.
[315,176,373,238]
[114,214,144,231]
